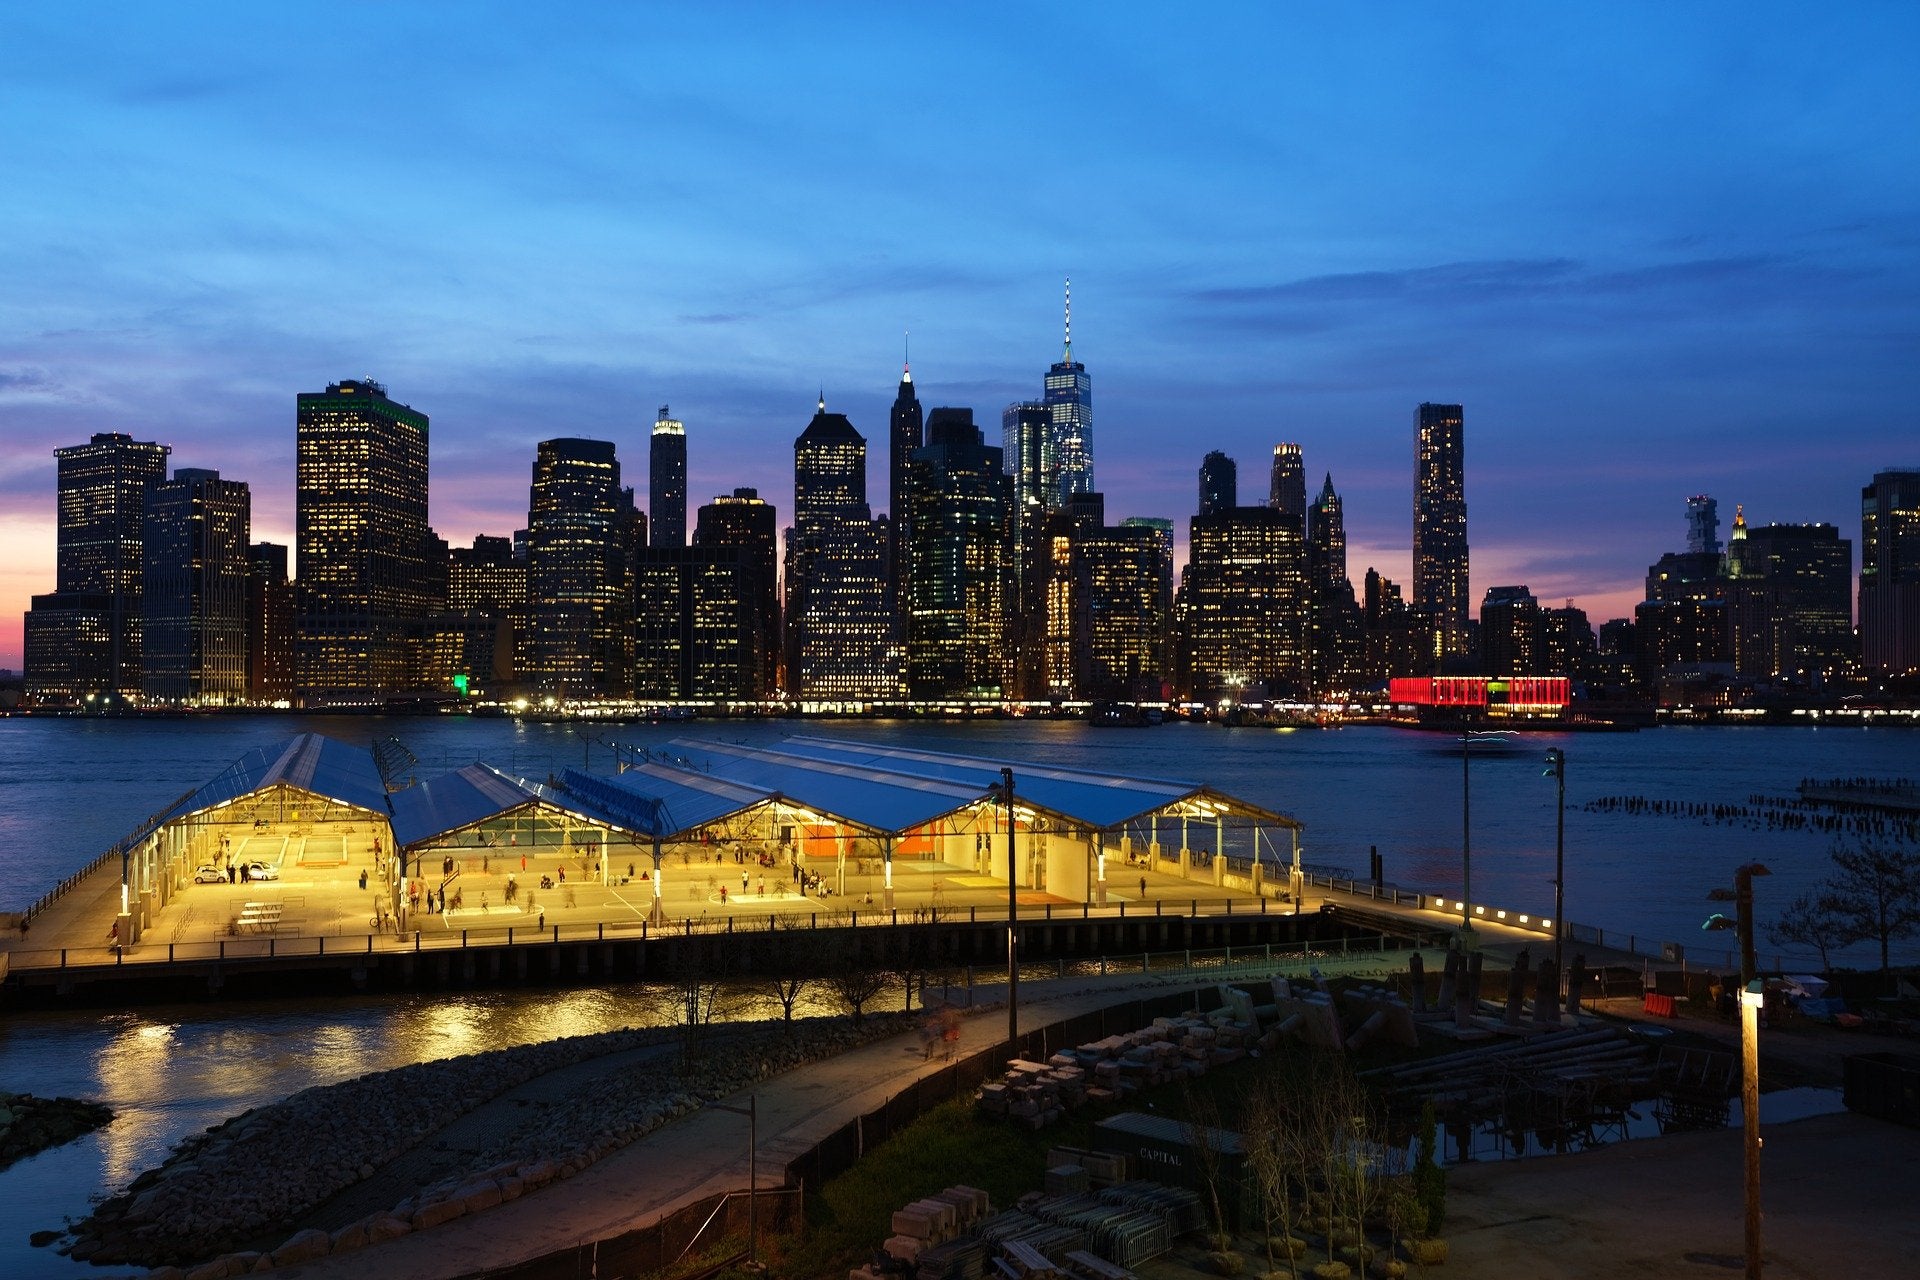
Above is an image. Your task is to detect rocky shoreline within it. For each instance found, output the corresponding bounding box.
[62,1012,914,1274]
[0,1092,114,1171]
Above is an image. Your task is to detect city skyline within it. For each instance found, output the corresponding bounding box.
[3,6,1917,669]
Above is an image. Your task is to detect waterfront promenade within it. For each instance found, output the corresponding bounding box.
[238,963,1920,1280]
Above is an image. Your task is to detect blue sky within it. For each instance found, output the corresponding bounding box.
[3,3,1916,668]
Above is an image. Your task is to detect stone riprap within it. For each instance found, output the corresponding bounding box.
[0,1092,115,1170]
[65,1013,911,1273]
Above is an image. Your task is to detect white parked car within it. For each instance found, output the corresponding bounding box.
[244,861,280,882]
[193,864,226,884]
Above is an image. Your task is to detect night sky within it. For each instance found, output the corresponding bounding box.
[3,4,1916,670]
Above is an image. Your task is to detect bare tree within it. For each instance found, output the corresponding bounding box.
[1177,1085,1237,1260]
[1767,890,1851,974]
[671,949,738,1064]
[767,971,812,1029]
[824,933,893,1023]
[1823,843,1920,974]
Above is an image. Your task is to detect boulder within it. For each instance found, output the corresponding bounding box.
[365,1214,412,1243]
[268,1228,331,1267]
[411,1199,466,1230]
[457,1180,503,1213]
[330,1221,370,1251]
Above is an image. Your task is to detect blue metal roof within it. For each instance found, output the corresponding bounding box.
[677,735,1298,831]
[563,765,775,840]
[158,733,391,828]
[664,739,995,834]
[388,763,546,848]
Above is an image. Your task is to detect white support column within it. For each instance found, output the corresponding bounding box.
[649,835,666,924]
[883,835,895,910]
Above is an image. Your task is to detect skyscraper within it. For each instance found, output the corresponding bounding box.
[785,397,898,700]
[1003,402,1052,513]
[1686,495,1721,555]
[141,468,251,703]
[1306,473,1363,693]
[294,379,433,703]
[247,542,295,703]
[1860,468,1920,678]
[1197,451,1237,517]
[906,408,1011,700]
[1044,280,1094,499]
[888,349,924,641]
[431,534,525,697]
[1727,518,1854,683]
[649,405,687,548]
[23,431,171,702]
[1269,443,1306,521]
[1412,402,1469,657]
[1181,506,1308,701]
[1306,473,1346,585]
[1077,522,1173,700]
[1479,585,1543,677]
[525,438,633,697]
[695,487,780,697]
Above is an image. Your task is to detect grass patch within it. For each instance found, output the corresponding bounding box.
[756,1048,1305,1279]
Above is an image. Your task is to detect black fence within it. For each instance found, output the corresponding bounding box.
[470,1186,802,1280]
[784,986,1227,1192]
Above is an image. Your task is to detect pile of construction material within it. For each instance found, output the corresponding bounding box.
[860,1180,1201,1280]
[863,1185,992,1276]
[976,1010,1259,1127]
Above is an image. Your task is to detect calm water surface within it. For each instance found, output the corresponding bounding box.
[0,715,1912,1276]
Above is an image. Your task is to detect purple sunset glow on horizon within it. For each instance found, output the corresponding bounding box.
[2,5,1916,670]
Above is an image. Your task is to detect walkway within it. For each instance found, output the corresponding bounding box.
[264,952,1420,1280]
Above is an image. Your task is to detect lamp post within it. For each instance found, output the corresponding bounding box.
[1543,748,1566,978]
[1459,706,1475,941]
[1000,767,1018,1049]
[706,1094,760,1270]
[1706,866,1771,1280]
[1738,980,1764,1280]
[1706,862,1772,991]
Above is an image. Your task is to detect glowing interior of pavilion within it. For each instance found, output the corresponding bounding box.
[105,732,1303,940]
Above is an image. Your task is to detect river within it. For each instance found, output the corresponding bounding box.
[0,715,1912,1276]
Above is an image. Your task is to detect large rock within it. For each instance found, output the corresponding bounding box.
[364,1213,412,1243]
[411,1199,466,1230]
[268,1227,331,1267]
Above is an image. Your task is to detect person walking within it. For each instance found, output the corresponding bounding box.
[1139,875,1147,899]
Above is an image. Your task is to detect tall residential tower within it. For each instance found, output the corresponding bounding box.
[649,405,687,548]
[1269,443,1306,522]
[887,351,923,641]
[23,431,171,702]
[294,379,433,702]
[1412,402,1469,658]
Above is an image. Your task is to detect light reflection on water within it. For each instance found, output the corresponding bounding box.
[4,718,1920,1277]
[0,980,841,1278]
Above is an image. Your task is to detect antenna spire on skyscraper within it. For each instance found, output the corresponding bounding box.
[903,329,911,382]
[1063,277,1072,362]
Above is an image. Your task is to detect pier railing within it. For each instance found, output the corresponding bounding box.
[18,848,118,923]
[1,892,1402,975]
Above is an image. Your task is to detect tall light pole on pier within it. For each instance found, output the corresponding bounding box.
[1707,864,1771,1280]
[998,767,1019,1049]
[1459,705,1475,942]
[1544,747,1567,978]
